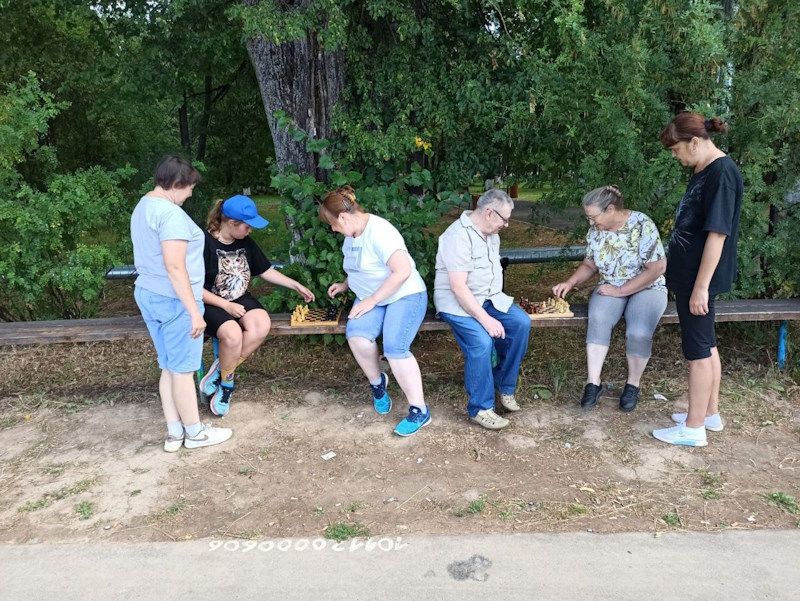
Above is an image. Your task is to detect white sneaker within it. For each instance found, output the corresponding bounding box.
[164,433,184,453]
[671,412,724,432]
[470,409,510,430]
[498,392,521,412]
[184,423,232,449]
[652,423,707,447]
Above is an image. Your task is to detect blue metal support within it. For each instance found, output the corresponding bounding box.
[778,319,788,369]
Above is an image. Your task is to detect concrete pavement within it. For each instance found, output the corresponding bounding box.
[3,530,800,600]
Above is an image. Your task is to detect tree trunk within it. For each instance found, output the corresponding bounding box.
[196,74,213,162]
[246,29,344,178]
[246,11,345,263]
[179,94,191,155]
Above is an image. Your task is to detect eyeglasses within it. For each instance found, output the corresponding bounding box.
[491,207,510,226]
[585,209,605,224]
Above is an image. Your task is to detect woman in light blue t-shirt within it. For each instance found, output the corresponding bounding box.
[131,156,231,452]
[319,186,430,437]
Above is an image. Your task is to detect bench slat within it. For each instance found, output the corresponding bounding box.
[2,299,799,346]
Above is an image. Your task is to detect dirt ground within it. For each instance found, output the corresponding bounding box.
[2,218,799,544]
[1,323,799,545]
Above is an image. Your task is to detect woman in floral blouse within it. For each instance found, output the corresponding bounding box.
[553,185,667,412]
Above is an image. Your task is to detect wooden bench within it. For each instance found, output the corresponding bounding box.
[3,299,799,354]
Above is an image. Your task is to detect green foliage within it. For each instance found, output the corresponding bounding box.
[765,492,800,515]
[264,123,457,315]
[75,501,95,520]
[324,521,371,542]
[728,1,800,298]
[0,76,135,320]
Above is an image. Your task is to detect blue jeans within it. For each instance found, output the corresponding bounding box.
[346,291,428,359]
[439,301,531,416]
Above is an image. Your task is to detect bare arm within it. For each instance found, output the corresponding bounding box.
[449,271,505,338]
[690,232,727,315]
[349,250,411,318]
[553,258,598,298]
[259,267,315,302]
[161,240,205,338]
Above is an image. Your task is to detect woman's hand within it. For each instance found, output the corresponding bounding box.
[328,282,348,298]
[189,312,206,339]
[349,297,376,319]
[295,283,315,303]
[225,301,247,319]
[552,281,574,298]
[596,284,624,297]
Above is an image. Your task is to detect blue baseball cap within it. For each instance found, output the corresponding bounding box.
[222,195,269,228]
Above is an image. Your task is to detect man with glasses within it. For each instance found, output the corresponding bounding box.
[433,189,531,430]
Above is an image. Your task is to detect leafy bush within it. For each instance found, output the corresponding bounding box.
[0,75,135,320]
[263,116,464,322]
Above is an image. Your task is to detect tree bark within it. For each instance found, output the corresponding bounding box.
[246,23,344,178]
[196,74,213,162]
[179,93,191,155]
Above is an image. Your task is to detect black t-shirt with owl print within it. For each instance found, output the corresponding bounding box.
[665,156,743,296]
[203,231,271,301]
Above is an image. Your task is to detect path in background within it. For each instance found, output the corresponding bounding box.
[510,199,584,232]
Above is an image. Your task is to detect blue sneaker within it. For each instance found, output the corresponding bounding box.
[210,383,234,417]
[199,359,221,398]
[393,406,431,437]
[371,372,392,415]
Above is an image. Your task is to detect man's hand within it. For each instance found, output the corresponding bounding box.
[480,315,506,339]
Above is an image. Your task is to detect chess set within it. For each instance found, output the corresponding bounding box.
[290,304,342,327]
[519,297,574,319]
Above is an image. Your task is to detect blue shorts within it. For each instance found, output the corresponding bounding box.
[345,291,427,359]
[135,287,204,373]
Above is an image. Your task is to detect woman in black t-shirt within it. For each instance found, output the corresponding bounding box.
[199,195,315,417]
[652,112,743,448]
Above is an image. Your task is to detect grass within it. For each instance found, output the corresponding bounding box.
[165,501,185,516]
[75,501,94,520]
[18,479,94,513]
[324,521,371,542]
[342,502,364,513]
[765,492,800,514]
[661,512,681,527]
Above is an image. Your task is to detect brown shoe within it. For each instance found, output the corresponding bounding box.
[470,408,510,430]
[498,392,521,412]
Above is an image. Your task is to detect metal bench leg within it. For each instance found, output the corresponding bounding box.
[778,320,788,369]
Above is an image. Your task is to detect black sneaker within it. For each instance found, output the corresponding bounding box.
[619,384,639,412]
[580,383,603,409]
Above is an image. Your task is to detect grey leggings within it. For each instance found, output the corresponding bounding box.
[586,287,668,358]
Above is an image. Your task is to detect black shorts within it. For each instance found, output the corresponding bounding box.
[203,292,265,338]
[674,292,717,360]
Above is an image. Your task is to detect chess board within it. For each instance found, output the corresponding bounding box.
[519,297,574,319]
[290,305,343,327]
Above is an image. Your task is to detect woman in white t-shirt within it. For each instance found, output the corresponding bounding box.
[319,186,430,437]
